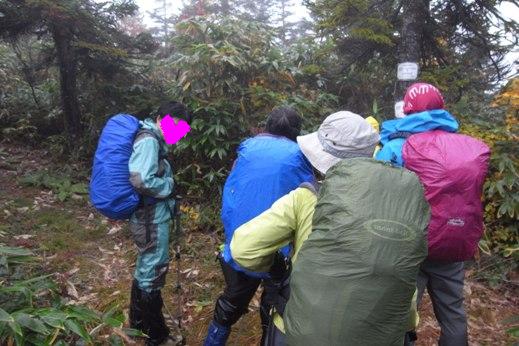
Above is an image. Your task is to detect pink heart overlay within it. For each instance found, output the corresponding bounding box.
[160,114,191,145]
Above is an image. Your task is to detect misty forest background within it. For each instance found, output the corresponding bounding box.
[0,0,518,344]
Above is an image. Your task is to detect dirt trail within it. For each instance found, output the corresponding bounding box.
[0,143,517,345]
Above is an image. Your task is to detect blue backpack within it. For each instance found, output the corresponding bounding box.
[90,114,158,220]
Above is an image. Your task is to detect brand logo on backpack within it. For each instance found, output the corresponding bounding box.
[447,218,465,227]
[364,220,415,241]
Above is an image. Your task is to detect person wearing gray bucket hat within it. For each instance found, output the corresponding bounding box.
[297,111,380,174]
[229,111,405,346]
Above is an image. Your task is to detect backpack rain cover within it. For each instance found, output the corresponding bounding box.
[402,130,490,261]
[284,159,430,346]
[90,114,141,220]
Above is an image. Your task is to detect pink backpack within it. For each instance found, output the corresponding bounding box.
[402,130,491,262]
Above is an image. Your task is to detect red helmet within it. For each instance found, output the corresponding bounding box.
[404,83,445,115]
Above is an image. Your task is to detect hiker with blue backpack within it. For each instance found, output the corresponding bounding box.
[90,101,191,346]
[203,107,315,346]
[376,83,490,346]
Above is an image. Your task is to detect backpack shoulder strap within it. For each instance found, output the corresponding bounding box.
[299,182,319,195]
[388,131,413,141]
[135,129,160,142]
[135,129,168,160]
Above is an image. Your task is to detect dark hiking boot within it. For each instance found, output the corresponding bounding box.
[142,290,170,346]
[129,279,144,330]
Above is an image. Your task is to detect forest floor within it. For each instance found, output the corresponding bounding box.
[0,142,518,345]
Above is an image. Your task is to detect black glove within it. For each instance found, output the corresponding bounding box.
[268,251,290,282]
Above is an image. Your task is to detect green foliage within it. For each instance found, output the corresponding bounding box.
[469,253,517,289]
[455,83,518,258]
[503,315,519,340]
[0,41,62,138]
[0,246,143,345]
[485,150,518,220]
[1,119,38,143]
[165,16,337,196]
[19,171,87,202]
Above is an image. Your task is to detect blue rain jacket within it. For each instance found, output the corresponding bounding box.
[222,134,314,277]
[376,109,459,166]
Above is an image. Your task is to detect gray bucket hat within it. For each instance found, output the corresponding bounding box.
[297,111,380,174]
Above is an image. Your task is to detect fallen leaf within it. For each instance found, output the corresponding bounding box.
[66,267,80,276]
[187,269,199,278]
[13,234,34,240]
[98,246,115,255]
[107,225,121,235]
[110,290,121,296]
[66,281,79,299]
[69,293,98,305]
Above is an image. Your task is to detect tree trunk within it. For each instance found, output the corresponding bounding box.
[280,0,287,45]
[221,0,230,15]
[162,0,168,52]
[11,40,41,109]
[51,25,82,141]
[395,0,428,102]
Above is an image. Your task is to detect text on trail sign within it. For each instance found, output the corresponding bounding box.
[397,62,419,81]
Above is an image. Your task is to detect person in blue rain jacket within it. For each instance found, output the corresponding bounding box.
[203,107,314,346]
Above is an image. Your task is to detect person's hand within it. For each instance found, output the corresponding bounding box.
[269,251,289,282]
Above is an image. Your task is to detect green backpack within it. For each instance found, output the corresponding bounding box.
[284,158,430,346]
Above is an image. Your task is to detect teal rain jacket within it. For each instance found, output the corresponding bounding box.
[128,119,175,224]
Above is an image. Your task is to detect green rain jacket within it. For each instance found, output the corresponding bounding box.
[231,159,425,338]
[231,185,316,333]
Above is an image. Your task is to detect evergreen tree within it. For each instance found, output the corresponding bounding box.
[148,0,175,51]
[177,0,308,44]
[273,0,296,44]
[305,0,518,115]
[0,0,153,141]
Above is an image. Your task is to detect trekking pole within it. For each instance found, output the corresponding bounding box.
[166,195,186,345]
[173,196,186,345]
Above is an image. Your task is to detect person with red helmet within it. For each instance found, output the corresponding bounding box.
[377,83,490,346]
